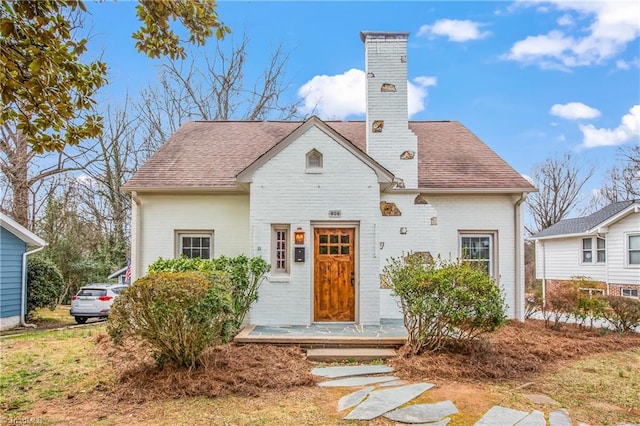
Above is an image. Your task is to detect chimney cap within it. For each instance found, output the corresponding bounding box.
[360,31,410,43]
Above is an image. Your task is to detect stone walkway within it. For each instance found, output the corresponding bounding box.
[311,365,638,425]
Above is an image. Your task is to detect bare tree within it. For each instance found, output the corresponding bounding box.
[592,145,640,208]
[137,33,300,153]
[0,123,86,229]
[75,98,144,266]
[526,153,595,234]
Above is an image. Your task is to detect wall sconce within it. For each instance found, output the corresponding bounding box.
[400,227,408,235]
[294,227,305,245]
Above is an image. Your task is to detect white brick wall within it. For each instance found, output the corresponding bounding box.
[377,193,522,320]
[248,125,382,325]
[132,194,249,278]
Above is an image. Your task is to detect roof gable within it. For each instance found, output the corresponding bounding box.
[531,199,640,239]
[236,116,394,184]
[0,213,46,247]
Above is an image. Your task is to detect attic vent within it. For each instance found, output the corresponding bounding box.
[306,149,323,170]
[372,120,384,133]
[381,83,396,92]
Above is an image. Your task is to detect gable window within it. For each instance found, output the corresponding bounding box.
[306,149,323,173]
[582,237,606,263]
[272,225,290,274]
[628,234,640,266]
[622,288,639,298]
[176,231,213,259]
[459,233,494,276]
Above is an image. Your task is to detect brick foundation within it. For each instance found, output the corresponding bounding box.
[544,279,639,300]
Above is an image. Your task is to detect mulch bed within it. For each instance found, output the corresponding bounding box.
[94,319,640,401]
[390,319,640,383]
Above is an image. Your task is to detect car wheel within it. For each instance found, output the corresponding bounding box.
[75,317,88,324]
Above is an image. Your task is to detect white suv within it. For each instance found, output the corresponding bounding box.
[70,284,127,324]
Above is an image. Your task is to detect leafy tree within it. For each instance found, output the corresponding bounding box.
[526,153,594,234]
[26,256,65,319]
[1,0,229,153]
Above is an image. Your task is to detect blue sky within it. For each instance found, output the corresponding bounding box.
[85,1,640,205]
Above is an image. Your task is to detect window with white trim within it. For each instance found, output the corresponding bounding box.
[176,231,213,259]
[582,237,606,263]
[622,288,639,298]
[628,234,640,266]
[459,233,494,276]
[272,225,290,274]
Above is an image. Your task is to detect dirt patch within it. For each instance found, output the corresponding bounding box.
[390,319,640,383]
[95,335,316,402]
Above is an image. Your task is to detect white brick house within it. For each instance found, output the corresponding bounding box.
[123,32,535,325]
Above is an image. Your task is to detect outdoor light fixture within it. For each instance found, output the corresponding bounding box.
[294,228,305,245]
[400,227,408,234]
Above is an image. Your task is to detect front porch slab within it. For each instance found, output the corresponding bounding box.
[234,318,407,348]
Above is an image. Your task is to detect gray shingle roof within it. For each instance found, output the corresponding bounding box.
[124,119,535,192]
[532,200,640,239]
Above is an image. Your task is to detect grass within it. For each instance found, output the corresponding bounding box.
[1,314,640,425]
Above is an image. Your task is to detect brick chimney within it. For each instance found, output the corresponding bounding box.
[361,31,418,189]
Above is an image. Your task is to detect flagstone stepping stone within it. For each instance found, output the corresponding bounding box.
[384,400,458,423]
[338,386,375,412]
[311,364,394,378]
[394,419,451,426]
[474,406,529,425]
[318,375,398,387]
[549,408,571,426]
[344,382,435,420]
[379,379,408,387]
[524,393,560,405]
[515,410,546,426]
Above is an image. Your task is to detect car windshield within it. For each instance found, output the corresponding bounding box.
[77,289,107,297]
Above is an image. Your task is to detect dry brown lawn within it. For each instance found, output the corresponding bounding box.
[2,319,639,425]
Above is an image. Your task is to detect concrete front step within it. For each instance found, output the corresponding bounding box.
[306,348,397,362]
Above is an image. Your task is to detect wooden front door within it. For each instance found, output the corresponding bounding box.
[314,228,355,322]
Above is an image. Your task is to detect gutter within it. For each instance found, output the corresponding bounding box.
[20,246,45,328]
[131,191,143,281]
[513,192,527,321]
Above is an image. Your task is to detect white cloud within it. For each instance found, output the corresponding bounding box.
[417,19,491,42]
[579,105,640,148]
[550,102,601,120]
[297,70,436,120]
[505,1,640,69]
[297,69,365,120]
[557,14,574,27]
[616,57,640,70]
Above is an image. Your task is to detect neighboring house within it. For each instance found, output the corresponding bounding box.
[531,200,640,300]
[123,31,535,325]
[0,213,47,330]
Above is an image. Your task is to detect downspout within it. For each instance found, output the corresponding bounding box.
[540,241,546,308]
[514,192,527,321]
[20,246,45,328]
[131,191,143,282]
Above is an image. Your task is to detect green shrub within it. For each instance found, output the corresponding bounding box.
[148,255,270,336]
[26,256,65,319]
[601,295,640,333]
[107,272,233,367]
[384,254,506,354]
